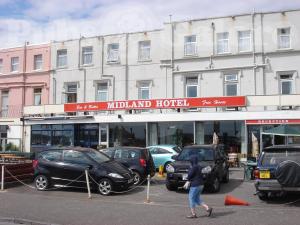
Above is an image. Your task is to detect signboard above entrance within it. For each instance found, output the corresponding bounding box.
[246,119,300,125]
[64,96,246,112]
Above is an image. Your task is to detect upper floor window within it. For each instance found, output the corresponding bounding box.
[34,88,42,105]
[11,57,19,72]
[1,90,8,117]
[238,30,251,52]
[184,35,197,56]
[96,82,108,101]
[0,59,3,73]
[57,49,67,68]
[278,28,291,49]
[65,83,77,103]
[138,81,150,99]
[138,41,151,61]
[217,32,229,54]
[82,46,93,65]
[224,74,238,96]
[34,54,43,70]
[107,43,119,63]
[280,74,293,95]
[186,77,198,97]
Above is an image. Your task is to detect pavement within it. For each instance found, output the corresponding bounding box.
[0,168,299,225]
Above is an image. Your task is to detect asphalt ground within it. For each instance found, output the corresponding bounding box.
[0,168,299,225]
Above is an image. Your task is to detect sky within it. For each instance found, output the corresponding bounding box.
[0,0,300,48]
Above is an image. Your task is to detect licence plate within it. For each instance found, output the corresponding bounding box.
[182,174,188,181]
[260,170,270,179]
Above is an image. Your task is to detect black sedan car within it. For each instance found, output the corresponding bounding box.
[101,147,155,185]
[165,145,229,192]
[33,147,134,195]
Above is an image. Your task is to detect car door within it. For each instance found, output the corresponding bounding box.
[113,148,138,169]
[62,150,93,188]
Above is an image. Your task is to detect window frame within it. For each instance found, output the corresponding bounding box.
[57,49,68,68]
[33,88,42,106]
[138,81,151,100]
[138,41,151,61]
[96,82,109,102]
[107,43,120,63]
[224,73,239,96]
[238,30,251,52]
[279,73,294,95]
[184,35,197,56]
[64,83,78,103]
[0,58,3,74]
[185,76,198,98]
[277,27,291,50]
[34,54,43,71]
[217,32,230,54]
[11,57,19,72]
[82,46,93,65]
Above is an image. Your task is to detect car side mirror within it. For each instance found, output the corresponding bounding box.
[171,155,178,160]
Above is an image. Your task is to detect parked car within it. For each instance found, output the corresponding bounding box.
[165,145,229,192]
[33,147,134,195]
[147,145,181,171]
[100,147,155,185]
[254,145,300,200]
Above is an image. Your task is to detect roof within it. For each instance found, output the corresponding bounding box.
[105,146,146,151]
[183,144,218,149]
[41,146,95,152]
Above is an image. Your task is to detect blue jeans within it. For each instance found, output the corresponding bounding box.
[188,185,204,208]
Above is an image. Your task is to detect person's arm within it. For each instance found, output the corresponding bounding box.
[187,166,196,181]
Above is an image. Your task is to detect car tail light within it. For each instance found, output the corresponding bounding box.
[254,169,259,179]
[32,160,38,169]
[139,158,146,167]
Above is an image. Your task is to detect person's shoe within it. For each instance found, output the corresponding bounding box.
[207,207,213,217]
[186,214,197,219]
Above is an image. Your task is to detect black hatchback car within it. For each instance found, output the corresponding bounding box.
[254,145,300,200]
[33,147,134,195]
[166,145,229,192]
[101,147,155,185]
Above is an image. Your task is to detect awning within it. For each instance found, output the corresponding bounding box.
[262,124,300,136]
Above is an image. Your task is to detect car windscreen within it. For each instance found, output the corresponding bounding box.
[86,150,110,164]
[177,147,214,161]
[261,150,300,166]
[172,146,182,153]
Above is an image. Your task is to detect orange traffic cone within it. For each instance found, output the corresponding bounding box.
[224,195,249,206]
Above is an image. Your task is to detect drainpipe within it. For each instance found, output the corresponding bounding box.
[21,41,27,152]
[171,22,175,98]
[125,33,129,100]
[101,36,104,75]
[260,13,266,96]
[211,22,215,56]
[252,10,257,95]
[52,75,56,104]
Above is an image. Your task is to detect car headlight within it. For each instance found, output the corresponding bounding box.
[202,166,212,174]
[108,173,124,179]
[166,164,175,173]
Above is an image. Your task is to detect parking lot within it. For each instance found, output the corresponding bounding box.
[0,168,299,225]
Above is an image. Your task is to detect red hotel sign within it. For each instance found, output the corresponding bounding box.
[246,119,300,125]
[64,96,246,112]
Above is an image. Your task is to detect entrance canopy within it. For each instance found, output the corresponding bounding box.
[262,124,300,136]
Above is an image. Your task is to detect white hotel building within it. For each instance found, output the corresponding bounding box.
[24,9,300,156]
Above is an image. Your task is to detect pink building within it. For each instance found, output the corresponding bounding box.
[0,43,50,151]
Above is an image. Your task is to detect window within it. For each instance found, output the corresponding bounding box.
[278,28,291,49]
[1,91,8,117]
[63,150,91,165]
[82,46,93,65]
[0,59,3,73]
[114,149,139,159]
[107,43,119,62]
[39,151,62,162]
[217,32,229,54]
[186,77,198,97]
[65,84,77,103]
[101,148,114,158]
[11,57,19,72]
[34,54,43,70]
[57,49,67,68]
[96,82,108,101]
[224,74,238,96]
[238,30,251,52]
[280,74,293,94]
[138,81,150,99]
[184,35,197,56]
[34,88,42,105]
[138,41,151,61]
[150,147,170,154]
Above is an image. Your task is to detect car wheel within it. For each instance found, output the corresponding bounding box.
[258,191,269,201]
[211,177,221,193]
[132,171,141,185]
[166,181,177,191]
[222,170,229,183]
[34,175,49,191]
[98,178,113,196]
[164,162,172,172]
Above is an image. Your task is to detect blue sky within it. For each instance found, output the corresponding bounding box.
[0,0,300,48]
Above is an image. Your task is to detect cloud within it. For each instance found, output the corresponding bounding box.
[0,0,300,48]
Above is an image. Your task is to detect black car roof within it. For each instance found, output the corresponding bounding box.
[104,146,146,151]
[183,145,218,149]
[264,145,300,151]
[40,146,95,152]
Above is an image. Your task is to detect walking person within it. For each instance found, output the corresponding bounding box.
[184,155,213,218]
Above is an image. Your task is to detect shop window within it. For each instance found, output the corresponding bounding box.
[224,74,238,96]
[186,77,198,97]
[278,27,291,49]
[184,35,197,56]
[138,41,151,61]
[34,88,42,105]
[107,43,119,63]
[280,74,293,95]
[65,84,77,103]
[34,54,43,70]
[82,46,93,65]
[217,32,229,54]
